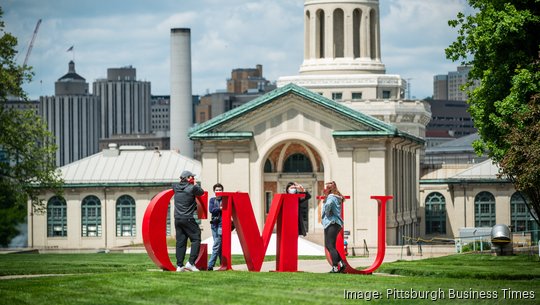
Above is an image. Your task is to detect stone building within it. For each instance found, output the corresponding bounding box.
[28,145,200,249]
[190,84,423,247]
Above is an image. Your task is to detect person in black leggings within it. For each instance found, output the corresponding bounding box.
[322,181,345,273]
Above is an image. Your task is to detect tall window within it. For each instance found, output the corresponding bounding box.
[511,192,537,234]
[82,195,102,237]
[425,192,446,234]
[316,10,325,58]
[370,9,377,59]
[116,195,136,237]
[353,9,362,58]
[47,196,67,237]
[474,191,496,227]
[333,9,344,58]
[283,153,313,173]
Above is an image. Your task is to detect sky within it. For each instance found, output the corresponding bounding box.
[3,0,472,100]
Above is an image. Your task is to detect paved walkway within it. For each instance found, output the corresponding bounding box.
[231,253,440,273]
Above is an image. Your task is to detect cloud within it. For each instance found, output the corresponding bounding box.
[381,0,470,98]
[4,0,471,100]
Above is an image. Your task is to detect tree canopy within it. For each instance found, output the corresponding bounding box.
[446,0,540,224]
[0,7,63,246]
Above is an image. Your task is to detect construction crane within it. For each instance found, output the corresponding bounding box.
[23,19,41,67]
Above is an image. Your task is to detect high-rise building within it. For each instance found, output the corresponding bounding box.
[93,66,151,139]
[433,66,480,101]
[226,65,272,94]
[278,0,431,137]
[150,95,170,133]
[40,61,101,167]
[424,99,477,148]
[195,65,276,125]
[1,98,39,115]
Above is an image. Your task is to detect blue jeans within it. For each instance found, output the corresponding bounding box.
[208,224,222,269]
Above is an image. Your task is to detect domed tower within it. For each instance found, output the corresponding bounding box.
[278,0,431,137]
[300,0,384,75]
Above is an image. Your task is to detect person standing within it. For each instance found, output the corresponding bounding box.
[207,183,224,271]
[173,170,204,272]
[285,182,311,236]
[322,180,346,273]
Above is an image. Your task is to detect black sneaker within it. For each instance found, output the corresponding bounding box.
[329,266,340,273]
[207,267,214,271]
[338,261,346,273]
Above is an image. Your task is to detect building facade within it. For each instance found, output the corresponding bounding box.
[424,99,477,148]
[93,66,151,140]
[150,95,170,133]
[190,84,424,248]
[40,61,101,167]
[28,145,201,249]
[433,66,480,101]
[227,64,272,94]
[420,159,538,243]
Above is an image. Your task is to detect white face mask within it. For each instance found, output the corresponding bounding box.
[288,188,297,194]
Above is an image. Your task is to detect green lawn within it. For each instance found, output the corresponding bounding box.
[0,253,539,305]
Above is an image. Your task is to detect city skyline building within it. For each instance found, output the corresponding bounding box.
[433,65,480,101]
[195,65,276,125]
[40,61,101,167]
[150,95,170,133]
[93,66,151,140]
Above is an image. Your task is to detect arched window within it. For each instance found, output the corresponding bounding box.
[474,191,496,227]
[47,196,67,237]
[116,195,136,237]
[369,9,377,60]
[81,195,101,237]
[305,10,311,59]
[425,192,446,234]
[511,192,537,235]
[353,9,362,58]
[264,159,273,173]
[283,153,313,173]
[316,10,325,58]
[333,9,344,58]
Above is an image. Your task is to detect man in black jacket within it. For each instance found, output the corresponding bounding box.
[173,170,205,272]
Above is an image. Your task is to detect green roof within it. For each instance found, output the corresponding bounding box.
[189,83,423,144]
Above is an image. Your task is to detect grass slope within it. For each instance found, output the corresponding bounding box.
[0,253,538,305]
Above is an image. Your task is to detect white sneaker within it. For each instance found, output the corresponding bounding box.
[184,262,200,272]
[176,266,185,272]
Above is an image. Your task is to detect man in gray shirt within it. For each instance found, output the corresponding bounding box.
[173,170,205,272]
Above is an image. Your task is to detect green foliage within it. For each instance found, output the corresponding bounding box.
[446,0,540,225]
[0,6,63,246]
[460,241,491,253]
[0,7,31,101]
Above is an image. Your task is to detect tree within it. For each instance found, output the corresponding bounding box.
[446,0,540,225]
[0,7,63,246]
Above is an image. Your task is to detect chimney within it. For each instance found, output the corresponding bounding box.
[170,28,193,157]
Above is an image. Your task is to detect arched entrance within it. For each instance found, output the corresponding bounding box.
[262,140,324,233]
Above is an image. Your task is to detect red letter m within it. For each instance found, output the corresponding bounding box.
[218,192,304,272]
